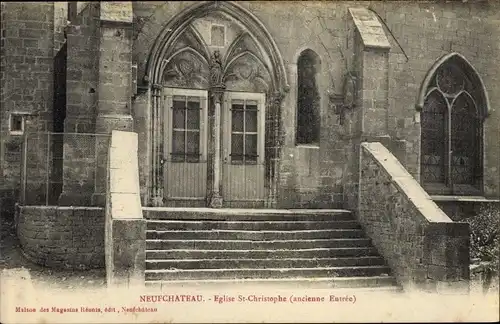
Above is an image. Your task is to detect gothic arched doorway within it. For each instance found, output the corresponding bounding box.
[144,2,289,207]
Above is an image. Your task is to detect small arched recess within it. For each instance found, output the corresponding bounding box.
[296,49,321,145]
[417,53,489,195]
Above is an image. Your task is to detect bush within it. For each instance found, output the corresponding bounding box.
[465,203,499,273]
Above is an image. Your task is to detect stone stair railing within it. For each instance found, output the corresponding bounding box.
[358,142,470,293]
[105,130,145,287]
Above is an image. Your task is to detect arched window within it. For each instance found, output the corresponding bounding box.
[296,50,321,145]
[420,55,486,194]
[421,90,446,184]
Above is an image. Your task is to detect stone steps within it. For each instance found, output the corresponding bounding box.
[146,256,386,269]
[144,208,398,290]
[144,208,354,221]
[145,266,392,281]
[145,276,400,290]
[146,229,365,240]
[147,220,362,231]
[146,238,373,250]
[146,247,380,259]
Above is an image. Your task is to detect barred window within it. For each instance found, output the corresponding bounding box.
[421,57,485,194]
[171,95,201,162]
[421,90,446,184]
[230,99,258,164]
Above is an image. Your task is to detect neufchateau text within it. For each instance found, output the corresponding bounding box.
[139,294,357,304]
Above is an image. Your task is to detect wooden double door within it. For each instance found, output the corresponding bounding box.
[162,88,266,207]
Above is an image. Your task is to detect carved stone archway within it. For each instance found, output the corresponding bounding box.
[144,1,289,207]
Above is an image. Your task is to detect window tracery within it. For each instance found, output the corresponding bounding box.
[421,59,484,193]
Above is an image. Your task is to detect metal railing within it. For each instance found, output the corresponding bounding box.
[20,132,110,206]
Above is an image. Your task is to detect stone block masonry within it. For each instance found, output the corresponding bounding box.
[0,2,64,215]
[64,2,100,134]
[15,205,104,269]
[106,130,145,288]
[359,142,469,292]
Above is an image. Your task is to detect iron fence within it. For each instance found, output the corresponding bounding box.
[20,132,111,206]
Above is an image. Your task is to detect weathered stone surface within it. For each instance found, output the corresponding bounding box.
[100,2,133,23]
[56,3,101,204]
[348,8,391,49]
[1,1,498,225]
[359,142,470,292]
[16,206,105,269]
[106,130,145,287]
[144,209,399,288]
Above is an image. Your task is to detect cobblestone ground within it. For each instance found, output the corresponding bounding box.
[0,215,106,290]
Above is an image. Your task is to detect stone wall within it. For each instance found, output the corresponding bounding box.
[1,2,498,208]
[131,1,499,207]
[0,2,61,215]
[58,134,111,206]
[359,142,469,292]
[16,205,105,269]
[371,0,500,195]
[60,2,135,206]
[57,3,101,206]
[63,2,99,134]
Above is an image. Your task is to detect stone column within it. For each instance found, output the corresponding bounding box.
[150,84,164,206]
[207,87,224,208]
[267,92,284,208]
[206,50,225,208]
[58,3,100,206]
[91,2,134,205]
[343,7,392,210]
[94,3,134,134]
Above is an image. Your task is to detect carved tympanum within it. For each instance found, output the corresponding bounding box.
[224,53,271,93]
[162,49,209,89]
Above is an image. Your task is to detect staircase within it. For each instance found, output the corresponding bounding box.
[143,208,400,290]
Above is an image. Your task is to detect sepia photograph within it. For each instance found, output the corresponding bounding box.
[0,0,499,322]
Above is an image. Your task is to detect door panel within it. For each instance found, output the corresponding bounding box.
[222,92,266,206]
[163,88,208,206]
[222,164,265,201]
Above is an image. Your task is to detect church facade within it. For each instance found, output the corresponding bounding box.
[2,1,500,291]
[1,0,499,216]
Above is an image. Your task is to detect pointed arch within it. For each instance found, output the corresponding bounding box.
[185,25,212,63]
[416,52,490,119]
[161,47,210,89]
[144,1,289,94]
[144,1,290,206]
[450,91,480,185]
[421,89,447,184]
[296,49,321,145]
[418,53,486,193]
[162,47,209,70]
[223,31,266,68]
[223,50,268,76]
